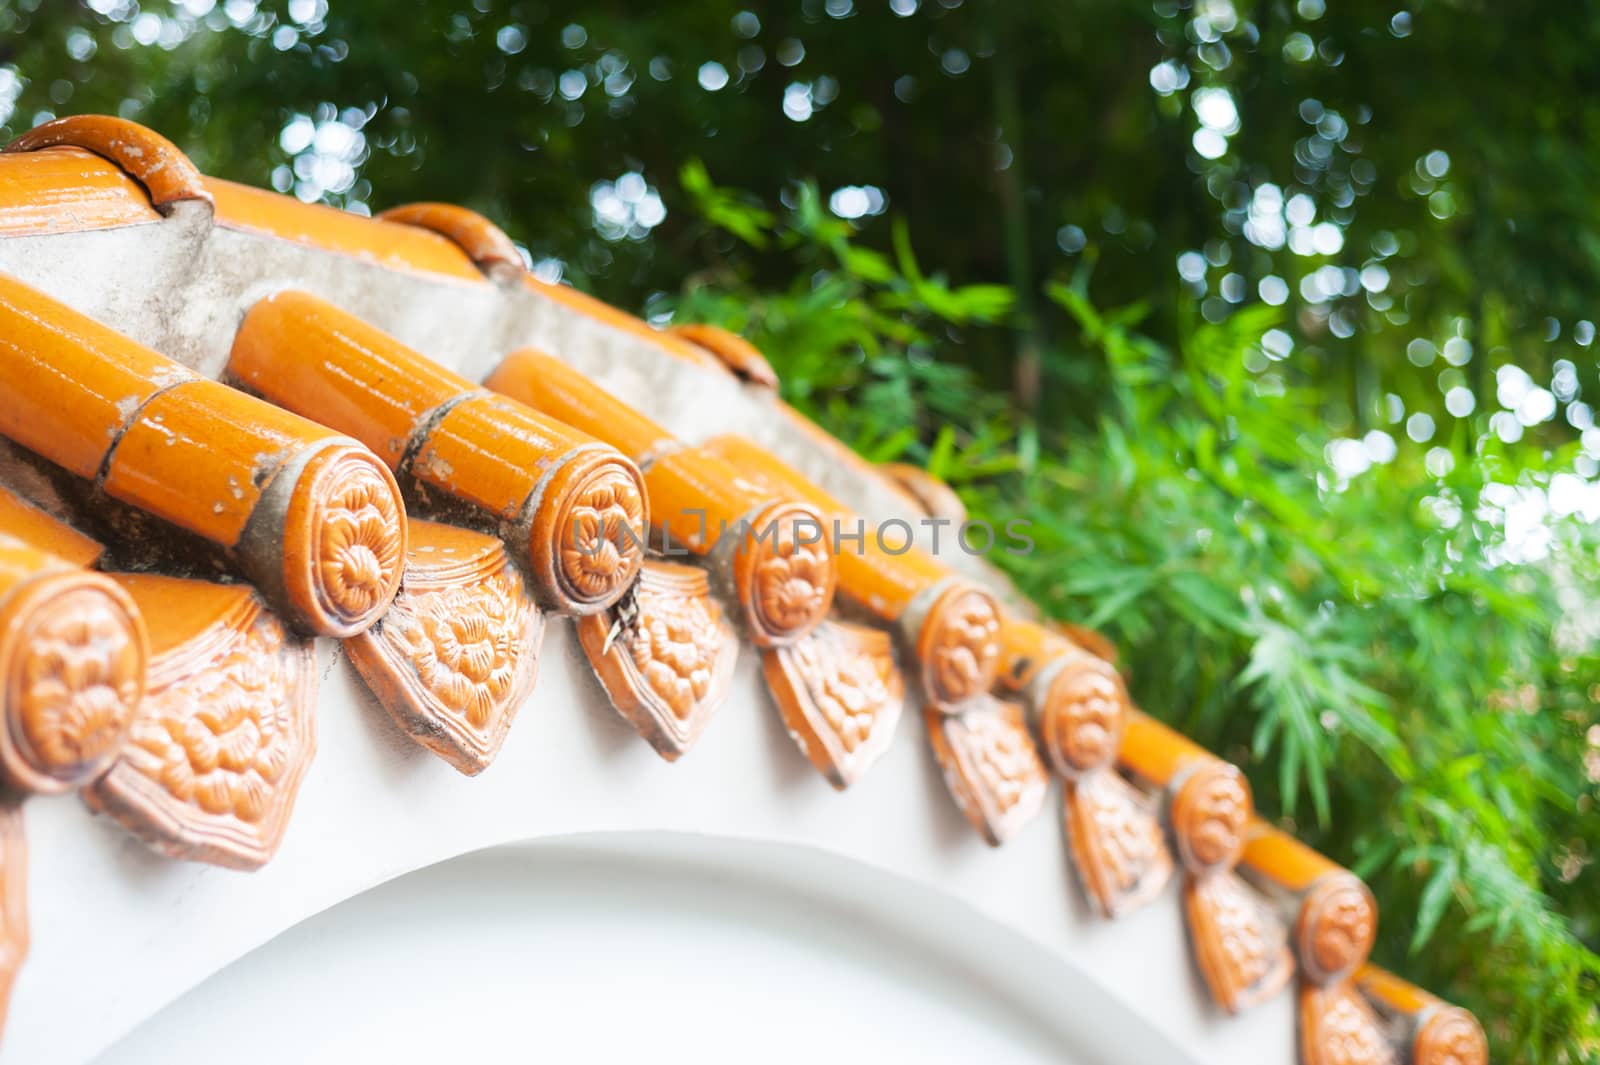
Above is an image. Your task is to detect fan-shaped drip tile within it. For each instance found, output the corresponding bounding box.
[762,617,904,788]
[1300,982,1397,1065]
[346,519,543,775]
[923,695,1048,846]
[1063,770,1172,918]
[83,576,316,871]
[576,560,737,761]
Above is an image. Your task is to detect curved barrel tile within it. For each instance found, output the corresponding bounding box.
[5,114,211,214]
[878,461,968,524]
[521,275,726,372]
[206,178,485,281]
[0,148,162,237]
[227,292,645,616]
[377,202,523,280]
[0,274,406,637]
[666,323,780,389]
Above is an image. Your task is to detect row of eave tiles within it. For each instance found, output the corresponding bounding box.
[0,116,1486,1065]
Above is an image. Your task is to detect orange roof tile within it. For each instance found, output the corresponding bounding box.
[0,115,1486,1065]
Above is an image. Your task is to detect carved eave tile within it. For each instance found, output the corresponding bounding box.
[1170,762,1294,1013]
[1299,982,1397,1065]
[907,581,1046,844]
[0,124,1487,1065]
[0,497,155,1038]
[1004,617,1172,916]
[1118,712,1294,1012]
[0,550,148,799]
[923,695,1048,846]
[762,618,904,788]
[691,434,1047,817]
[1411,1007,1490,1065]
[346,519,543,775]
[228,292,647,618]
[1238,823,1397,1065]
[1354,967,1488,1065]
[715,498,836,649]
[1295,877,1391,1065]
[910,581,1004,710]
[84,575,316,871]
[490,351,868,769]
[1295,883,1391,1064]
[576,559,736,761]
[1056,709,1173,918]
[0,802,26,1034]
[1184,857,1294,1013]
[1063,768,1172,918]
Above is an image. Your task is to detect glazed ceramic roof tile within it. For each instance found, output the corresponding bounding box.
[208,178,488,281]
[0,147,162,237]
[0,115,1486,1065]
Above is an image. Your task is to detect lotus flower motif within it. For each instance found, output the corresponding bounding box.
[754,535,830,635]
[19,593,142,776]
[630,597,721,721]
[1302,878,1376,983]
[1175,765,1249,871]
[925,590,1000,704]
[1044,660,1126,774]
[319,469,404,620]
[135,622,294,824]
[561,473,646,601]
[1415,1011,1487,1065]
[401,578,521,729]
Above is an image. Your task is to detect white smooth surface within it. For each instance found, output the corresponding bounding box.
[96,835,1123,1065]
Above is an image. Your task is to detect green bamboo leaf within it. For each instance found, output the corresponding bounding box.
[1412,854,1459,953]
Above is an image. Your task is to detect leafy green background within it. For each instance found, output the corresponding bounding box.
[2,0,1598,1059]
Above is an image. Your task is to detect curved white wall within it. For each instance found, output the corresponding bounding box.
[98,836,1126,1065]
[15,626,1292,1065]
